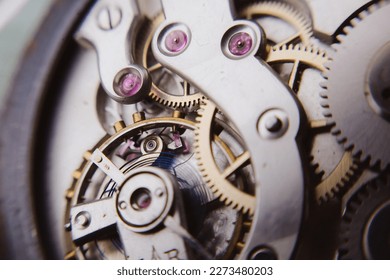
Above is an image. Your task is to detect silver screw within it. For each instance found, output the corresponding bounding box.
[265,116,283,133]
[119,201,127,210]
[64,223,72,232]
[94,154,103,163]
[75,212,90,228]
[258,109,289,139]
[97,6,122,31]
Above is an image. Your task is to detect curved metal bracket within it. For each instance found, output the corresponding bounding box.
[152,0,305,259]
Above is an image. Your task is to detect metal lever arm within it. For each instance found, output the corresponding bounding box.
[75,0,150,104]
[152,0,305,259]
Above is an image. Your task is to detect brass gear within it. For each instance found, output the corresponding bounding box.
[195,99,255,215]
[267,44,328,89]
[138,0,313,109]
[65,115,251,259]
[136,14,205,109]
[195,45,355,211]
[239,1,313,48]
[267,44,359,203]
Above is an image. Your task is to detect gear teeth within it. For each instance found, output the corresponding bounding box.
[354,150,370,164]
[342,141,354,151]
[150,91,204,109]
[335,34,346,44]
[140,15,205,110]
[349,18,360,27]
[319,91,328,98]
[194,99,255,215]
[319,100,329,108]
[339,171,390,259]
[240,1,313,45]
[317,157,360,204]
[323,60,332,71]
[322,109,332,118]
[319,82,328,90]
[321,1,390,170]
[329,126,340,135]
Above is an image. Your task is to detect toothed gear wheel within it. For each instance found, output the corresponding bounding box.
[65,116,248,260]
[195,100,255,215]
[240,1,313,47]
[322,1,390,169]
[267,44,359,203]
[267,44,328,90]
[136,14,205,109]
[315,150,359,203]
[339,171,390,259]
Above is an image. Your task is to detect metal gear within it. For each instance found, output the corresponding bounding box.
[339,171,390,259]
[239,1,313,48]
[266,44,359,202]
[65,115,250,259]
[135,14,205,109]
[322,1,390,170]
[195,99,256,215]
[314,149,359,203]
[267,44,328,90]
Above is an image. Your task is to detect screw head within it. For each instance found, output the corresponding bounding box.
[74,212,90,228]
[265,116,283,133]
[165,30,188,53]
[258,109,289,139]
[119,201,127,210]
[228,32,253,56]
[94,154,103,163]
[97,6,122,31]
[64,223,72,232]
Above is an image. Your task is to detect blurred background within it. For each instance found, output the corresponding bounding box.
[0,0,52,109]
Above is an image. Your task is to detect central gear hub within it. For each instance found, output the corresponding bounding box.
[116,167,175,232]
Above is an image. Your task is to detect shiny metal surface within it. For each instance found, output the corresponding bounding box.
[1,0,390,260]
[323,1,390,169]
[152,0,304,259]
[75,0,151,104]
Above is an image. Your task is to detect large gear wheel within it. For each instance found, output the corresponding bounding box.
[65,115,250,259]
[322,1,390,170]
[339,171,390,259]
[195,99,256,215]
[266,44,359,202]
[239,1,313,48]
[135,14,205,109]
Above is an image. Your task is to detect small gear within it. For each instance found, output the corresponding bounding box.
[339,171,390,259]
[240,1,313,47]
[322,1,390,169]
[266,44,359,202]
[195,99,256,215]
[135,14,205,109]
